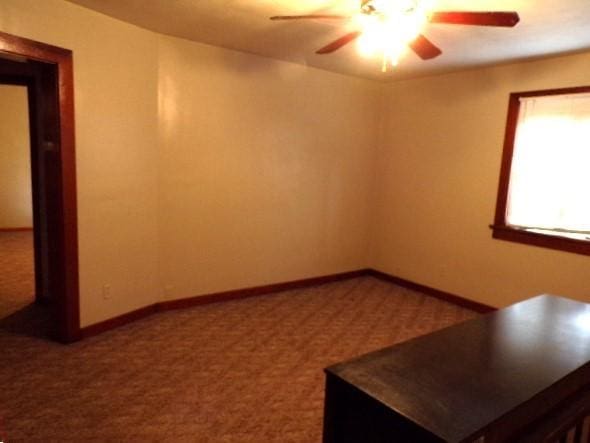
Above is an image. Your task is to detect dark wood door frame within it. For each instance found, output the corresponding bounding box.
[0,31,80,343]
[0,61,43,306]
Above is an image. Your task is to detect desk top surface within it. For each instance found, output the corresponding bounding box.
[326,295,590,442]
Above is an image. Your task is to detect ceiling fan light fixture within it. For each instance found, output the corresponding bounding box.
[270,1,519,71]
[356,0,433,70]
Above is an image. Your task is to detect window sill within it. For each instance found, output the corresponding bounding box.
[490,224,590,256]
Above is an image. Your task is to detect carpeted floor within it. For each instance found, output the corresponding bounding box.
[0,231,35,319]
[0,232,478,441]
[0,270,477,442]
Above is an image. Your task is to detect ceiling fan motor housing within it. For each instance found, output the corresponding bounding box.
[361,0,376,15]
[361,0,420,16]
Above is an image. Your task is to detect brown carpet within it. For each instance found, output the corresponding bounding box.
[0,231,35,319]
[0,271,476,442]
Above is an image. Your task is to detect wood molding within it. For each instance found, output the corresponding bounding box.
[0,31,80,343]
[0,227,34,232]
[493,92,520,228]
[510,85,590,99]
[366,269,496,313]
[491,224,590,257]
[157,270,369,311]
[56,41,80,343]
[81,270,369,338]
[80,268,495,339]
[80,305,157,339]
[492,85,590,257]
[0,30,71,62]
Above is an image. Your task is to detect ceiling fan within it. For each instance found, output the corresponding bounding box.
[270,0,520,70]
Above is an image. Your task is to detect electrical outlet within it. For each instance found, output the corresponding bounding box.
[102,284,111,300]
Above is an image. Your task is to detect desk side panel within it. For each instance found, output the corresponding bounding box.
[323,373,445,443]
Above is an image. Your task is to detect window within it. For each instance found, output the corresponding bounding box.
[492,86,590,256]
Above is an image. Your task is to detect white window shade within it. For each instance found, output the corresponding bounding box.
[506,93,590,234]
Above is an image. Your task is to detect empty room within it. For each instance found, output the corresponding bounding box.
[1,0,590,441]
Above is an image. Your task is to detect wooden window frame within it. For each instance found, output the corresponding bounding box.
[492,85,590,257]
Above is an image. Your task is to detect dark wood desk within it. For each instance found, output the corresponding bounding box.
[323,295,590,443]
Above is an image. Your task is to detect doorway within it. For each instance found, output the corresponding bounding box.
[0,82,36,327]
[0,31,79,343]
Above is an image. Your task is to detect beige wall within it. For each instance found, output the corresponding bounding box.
[157,35,380,300]
[3,0,589,327]
[0,0,160,326]
[0,85,32,228]
[371,52,590,308]
[0,1,380,326]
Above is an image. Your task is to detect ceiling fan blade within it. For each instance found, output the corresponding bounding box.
[429,11,520,27]
[270,14,350,20]
[408,34,442,60]
[316,31,361,54]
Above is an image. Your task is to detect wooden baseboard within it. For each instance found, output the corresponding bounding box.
[366,269,496,314]
[80,268,495,339]
[80,304,157,339]
[80,270,369,339]
[0,227,33,232]
[158,270,369,311]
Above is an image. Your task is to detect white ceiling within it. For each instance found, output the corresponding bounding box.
[65,0,590,81]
